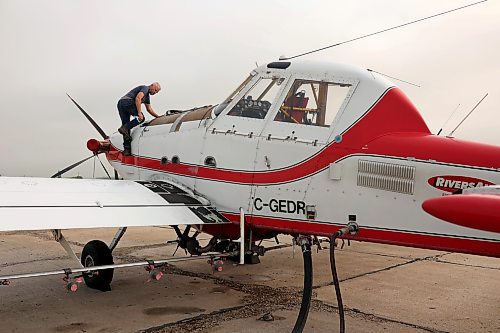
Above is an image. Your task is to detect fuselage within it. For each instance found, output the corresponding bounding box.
[105,61,500,257]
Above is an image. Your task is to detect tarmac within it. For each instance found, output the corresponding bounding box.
[0,227,498,333]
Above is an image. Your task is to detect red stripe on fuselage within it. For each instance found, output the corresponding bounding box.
[221,213,500,258]
[106,87,500,184]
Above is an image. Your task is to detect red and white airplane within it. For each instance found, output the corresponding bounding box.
[1,58,499,276]
[1,57,499,332]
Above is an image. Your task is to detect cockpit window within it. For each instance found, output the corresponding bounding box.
[227,77,284,119]
[222,74,254,105]
[274,80,351,127]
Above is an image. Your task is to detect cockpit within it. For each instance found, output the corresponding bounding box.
[145,60,393,140]
[214,61,357,129]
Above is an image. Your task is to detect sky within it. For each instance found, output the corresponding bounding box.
[0,0,499,178]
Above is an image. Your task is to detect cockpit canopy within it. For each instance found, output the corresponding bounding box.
[214,60,389,132]
[146,60,427,141]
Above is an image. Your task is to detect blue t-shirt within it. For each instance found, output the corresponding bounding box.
[121,85,150,104]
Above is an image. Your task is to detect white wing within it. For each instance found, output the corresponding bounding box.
[0,177,228,231]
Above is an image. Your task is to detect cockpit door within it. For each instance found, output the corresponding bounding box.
[194,74,289,213]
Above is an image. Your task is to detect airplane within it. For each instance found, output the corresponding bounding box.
[1,2,498,331]
[1,58,499,332]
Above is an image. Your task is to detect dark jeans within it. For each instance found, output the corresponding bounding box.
[117,99,142,149]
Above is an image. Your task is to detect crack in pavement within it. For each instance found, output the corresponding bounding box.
[0,256,69,268]
[339,252,451,283]
[433,258,500,271]
[312,252,452,290]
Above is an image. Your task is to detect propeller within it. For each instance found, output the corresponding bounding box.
[66,93,108,139]
[51,155,98,178]
[170,225,200,256]
[65,94,120,180]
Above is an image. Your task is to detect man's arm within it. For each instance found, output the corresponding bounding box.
[145,104,160,118]
[135,92,145,121]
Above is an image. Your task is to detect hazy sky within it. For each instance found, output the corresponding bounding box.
[1,0,498,178]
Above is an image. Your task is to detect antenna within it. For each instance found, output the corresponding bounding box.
[280,0,488,60]
[448,93,488,137]
[437,103,461,136]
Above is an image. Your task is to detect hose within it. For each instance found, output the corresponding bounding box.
[330,234,345,333]
[292,241,313,333]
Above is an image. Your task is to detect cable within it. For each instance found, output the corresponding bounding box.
[281,0,487,60]
[449,93,488,136]
[292,240,313,333]
[367,69,421,88]
[96,154,112,179]
[92,155,96,178]
[437,103,461,136]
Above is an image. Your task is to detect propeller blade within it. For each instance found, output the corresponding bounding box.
[51,154,97,178]
[183,225,191,237]
[66,93,108,139]
[173,226,183,239]
[172,244,180,256]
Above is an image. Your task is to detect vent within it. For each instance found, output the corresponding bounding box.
[357,160,415,195]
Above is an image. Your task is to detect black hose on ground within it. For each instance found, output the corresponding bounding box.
[292,240,313,333]
[329,222,358,333]
[330,234,345,333]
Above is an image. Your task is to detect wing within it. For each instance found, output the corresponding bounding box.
[0,177,228,231]
[422,185,500,233]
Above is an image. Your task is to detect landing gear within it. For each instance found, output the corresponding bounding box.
[81,240,114,292]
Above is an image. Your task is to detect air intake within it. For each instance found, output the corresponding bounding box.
[357,160,415,195]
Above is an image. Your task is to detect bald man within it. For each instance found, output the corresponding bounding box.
[117,82,162,155]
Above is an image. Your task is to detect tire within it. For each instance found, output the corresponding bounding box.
[81,240,114,292]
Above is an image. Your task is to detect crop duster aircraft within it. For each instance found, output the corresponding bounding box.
[0,3,498,332]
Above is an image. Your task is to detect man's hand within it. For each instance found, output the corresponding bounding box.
[145,104,160,118]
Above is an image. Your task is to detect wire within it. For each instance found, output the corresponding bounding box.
[367,69,421,88]
[449,93,488,136]
[281,0,488,60]
[437,103,461,136]
[96,154,112,179]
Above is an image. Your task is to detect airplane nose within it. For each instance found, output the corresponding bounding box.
[87,139,110,153]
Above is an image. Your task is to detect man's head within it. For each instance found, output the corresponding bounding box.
[149,82,161,95]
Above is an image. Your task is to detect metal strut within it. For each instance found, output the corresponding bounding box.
[239,207,245,265]
[51,230,83,268]
[109,227,127,252]
[0,253,236,283]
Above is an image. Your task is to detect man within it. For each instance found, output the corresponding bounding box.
[117,82,162,156]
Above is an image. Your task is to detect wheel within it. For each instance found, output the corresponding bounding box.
[81,240,114,292]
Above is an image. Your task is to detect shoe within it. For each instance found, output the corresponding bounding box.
[123,148,131,156]
[118,125,132,141]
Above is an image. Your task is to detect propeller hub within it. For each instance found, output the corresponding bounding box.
[87,139,110,153]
